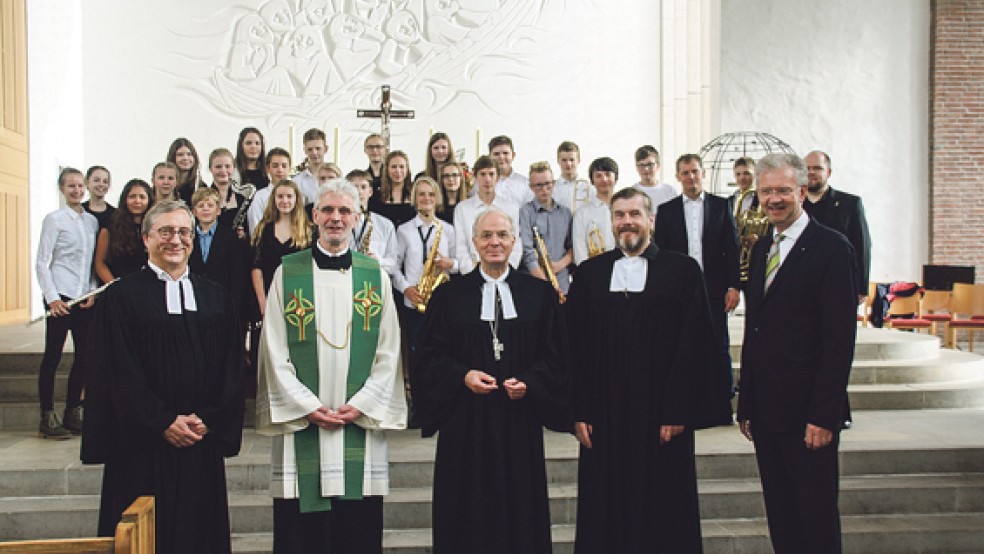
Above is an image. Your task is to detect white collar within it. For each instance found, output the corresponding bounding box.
[414,215,437,228]
[610,253,648,293]
[317,241,350,257]
[774,211,810,242]
[682,192,705,204]
[479,266,518,321]
[147,261,197,314]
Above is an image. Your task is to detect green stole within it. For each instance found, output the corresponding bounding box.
[281,249,383,512]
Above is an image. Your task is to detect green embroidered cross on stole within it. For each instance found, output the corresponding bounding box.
[282,249,383,513]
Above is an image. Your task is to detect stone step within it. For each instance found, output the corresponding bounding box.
[848,380,984,410]
[3,422,984,498]
[4,473,982,540]
[231,512,984,554]
[5,348,980,406]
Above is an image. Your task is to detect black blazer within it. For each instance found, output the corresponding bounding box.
[654,194,740,311]
[189,224,246,313]
[803,187,871,292]
[737,219,858,434]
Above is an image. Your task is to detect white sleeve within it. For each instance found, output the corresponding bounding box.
[572,210,588,266]
[36,214,60,304]
[392,226,411,293]
[454,203,475,274]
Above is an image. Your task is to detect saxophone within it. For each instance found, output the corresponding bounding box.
[587,220,606,258]
[416,219,449,313]
[533,226,566,304]
[734,188,770,282]
[358,211,374,255]
[230,179,256,235]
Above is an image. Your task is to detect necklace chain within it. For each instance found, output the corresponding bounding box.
[318,320,353,350]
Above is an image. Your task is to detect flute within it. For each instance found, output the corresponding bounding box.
[28,279,119,325]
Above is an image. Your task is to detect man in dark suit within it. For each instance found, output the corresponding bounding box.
[654,154,740,395]
[803,150,871,302]
[738,153,858,554]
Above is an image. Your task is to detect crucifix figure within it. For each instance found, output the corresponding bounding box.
[357,85,415,151]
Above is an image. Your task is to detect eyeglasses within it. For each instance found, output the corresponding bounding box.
[318,205,354,216]
[154,226,194,241]
[758,187,797,198]
[530,180,555,189]
[441,173,461,179]
[477,230,513,241]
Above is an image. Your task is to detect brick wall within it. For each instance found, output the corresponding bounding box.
[930,0,984,279]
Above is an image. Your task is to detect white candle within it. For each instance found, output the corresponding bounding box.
[334,126,340,165]
[288,124,294,165]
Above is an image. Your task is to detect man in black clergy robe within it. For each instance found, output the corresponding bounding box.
[738,154,857,553]
[412,207,572,554]
[567,187,732,553]
[83,200,244,554]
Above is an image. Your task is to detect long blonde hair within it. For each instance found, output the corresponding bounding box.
[252,180,311,248]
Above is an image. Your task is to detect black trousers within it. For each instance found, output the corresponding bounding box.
[272,496,383,554]
[38,296,91,412]
[753,429,842,554]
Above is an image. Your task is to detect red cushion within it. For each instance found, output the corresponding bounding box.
[886,318,932,328]
[950,319,984,328]
[973,315,984,321]
[923,313,952,321]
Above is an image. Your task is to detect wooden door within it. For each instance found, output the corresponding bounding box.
[0,0,29,324]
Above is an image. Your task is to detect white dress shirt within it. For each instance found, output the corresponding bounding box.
[393,216,458,308]
[495,172,533,206]
[773,211,810,267]
[452,195,523,273]
[553,177,595,214]
[682,192,705,271]
[246,186,272,236]
[291,169,320,207]
[572,196,616,265]
[352,211,398,276]
[36,206,99,304]
[633,182,678,214]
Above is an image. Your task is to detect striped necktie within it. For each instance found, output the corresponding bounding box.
[764,234,785,293]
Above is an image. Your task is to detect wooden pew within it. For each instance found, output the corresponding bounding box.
[0,496,155,554]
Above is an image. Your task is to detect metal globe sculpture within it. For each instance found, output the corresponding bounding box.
[698,132,796,195]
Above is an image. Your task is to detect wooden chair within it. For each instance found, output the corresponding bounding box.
[883,293,931,334]
[0,496,155,554]
[920,289,953,344]
[948,283,984,351]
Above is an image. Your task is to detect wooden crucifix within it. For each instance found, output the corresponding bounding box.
[357,85,415,151]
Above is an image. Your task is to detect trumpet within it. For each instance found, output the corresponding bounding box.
[734,188,770,282]
[415,219,449,313]
[587,220,606,259]
[533,226,566,304]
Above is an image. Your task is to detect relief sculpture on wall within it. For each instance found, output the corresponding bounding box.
[199,0,551,124]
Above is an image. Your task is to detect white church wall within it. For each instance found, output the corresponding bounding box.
[720,0,931,283]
